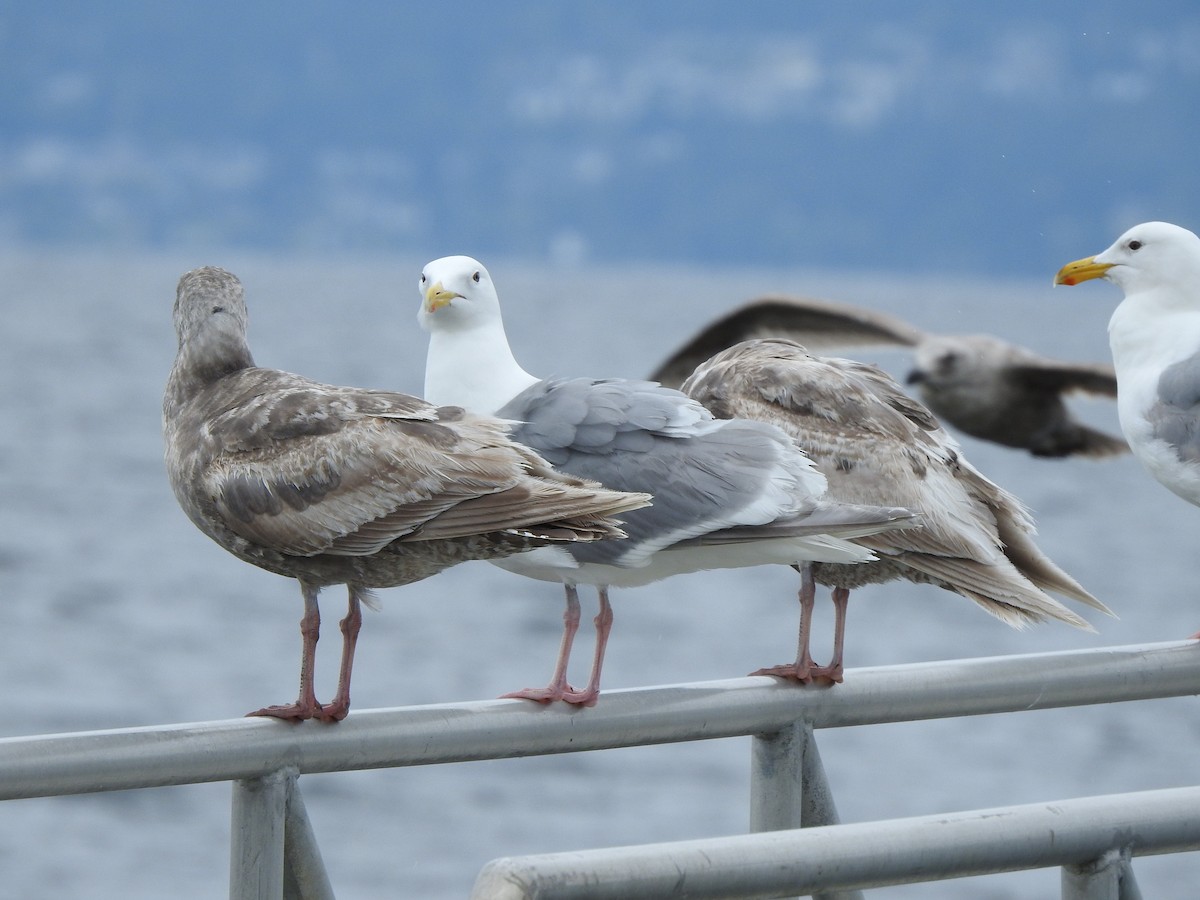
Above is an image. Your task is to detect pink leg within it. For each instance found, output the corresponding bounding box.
[807,587,850,684]
[315,588,364,722]
[561,586,614,707]
[752,565,822,683]
[502,585,584,703]
[248,582,326,721]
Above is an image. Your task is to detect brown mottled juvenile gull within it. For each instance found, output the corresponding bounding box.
[417,256,916,705]
[681,338,1112,682]
[650,294,1127,459]
[164,266,650,722]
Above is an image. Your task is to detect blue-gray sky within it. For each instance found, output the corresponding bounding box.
[3,2,1198,274]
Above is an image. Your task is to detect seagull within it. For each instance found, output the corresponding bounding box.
[164,266,650,722]
[418,256,917,703]
[681,338,1112,680]
[650,294,1127,459]
[1056,221,1200,507]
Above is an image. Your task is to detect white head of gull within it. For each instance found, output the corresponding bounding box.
[681,338,1111,679]
[1056,221,1200,508]
[164,266,650,722]
[418,255,917,703]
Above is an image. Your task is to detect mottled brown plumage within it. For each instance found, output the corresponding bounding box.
[164,266,648,721]
[681,338,1113,681]
[653,295,1127,458]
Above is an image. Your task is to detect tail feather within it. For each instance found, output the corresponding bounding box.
[996,521,1114,616]
[895,553,1096,632]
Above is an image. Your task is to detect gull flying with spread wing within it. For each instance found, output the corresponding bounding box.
[418,256,916,704]
[681,338,1112,681]
[164,266,649,721]
[650,294,1126,459]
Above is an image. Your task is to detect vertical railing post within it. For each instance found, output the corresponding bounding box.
[283,781,336,900]
[1062,848,1139,900]
[1117,856,1144,900]
[750,721,804,833]
[750,721,863,900]
[231,766,295,900]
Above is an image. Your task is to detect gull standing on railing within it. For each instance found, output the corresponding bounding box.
[680,338,1112,681]
[417,256,916,705]
[164,267,649,722]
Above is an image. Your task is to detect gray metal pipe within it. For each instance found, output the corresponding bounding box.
[469,786,1200,900]
[230,768,292,900]
[0,641,1196,801]
[750,724,861,900]
[749,723,806,833]
[283,782,336,900]
[1061,848,1125,900]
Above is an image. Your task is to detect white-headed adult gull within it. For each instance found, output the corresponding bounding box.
[164,266,649,721]
[417,256,917,703]
[681,338,1111,679]
[650,294,1126,458]
[1056,221,1200,507]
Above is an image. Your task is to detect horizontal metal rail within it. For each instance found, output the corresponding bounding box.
[1,640,1197,801]
[469,786,1200,899]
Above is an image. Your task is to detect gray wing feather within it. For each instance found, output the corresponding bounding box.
[1006,353,1119,397]
[1150,350,1200,463]
[498,377,808,565]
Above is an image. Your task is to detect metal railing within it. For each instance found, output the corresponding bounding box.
[1,640,1198,898]
[473,787,1200,899]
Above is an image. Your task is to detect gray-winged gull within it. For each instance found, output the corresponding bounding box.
[164,266,650,722]
[417,256,917,704]
[1056,221,1200,507]
[681,338,1112,680]
[650,294,1126,459]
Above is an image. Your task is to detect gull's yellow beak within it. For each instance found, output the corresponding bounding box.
[1055,256,1114,286]
[424,281,463,313]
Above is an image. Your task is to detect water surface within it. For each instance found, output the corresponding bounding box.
[0,251,1195,898]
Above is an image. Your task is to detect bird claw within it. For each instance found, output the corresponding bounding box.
[750,663,842,686]
[501,683,597,706]
[245,696,349,721]
[501,686,571,703]
[313,699,350,722]
[558,687,600,707]
[245,701,324,722]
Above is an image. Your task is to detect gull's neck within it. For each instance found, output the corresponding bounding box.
[164,318,255,417]
[424,312,540,414]
[1109,284,1200,376]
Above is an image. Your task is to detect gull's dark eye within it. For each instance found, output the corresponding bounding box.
[212,305,225,314]
[419,273,426,283]
[1128,240,1143,251]
[472,271,481,283]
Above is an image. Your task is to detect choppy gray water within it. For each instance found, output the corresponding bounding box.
[0,250,1197,899]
